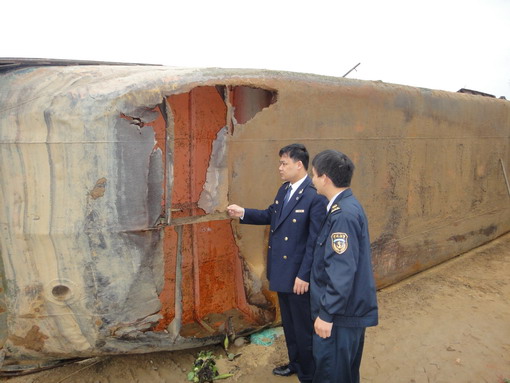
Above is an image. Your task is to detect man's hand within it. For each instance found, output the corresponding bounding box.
[293,277,309,295]
[314,316,333,338]
[227,204,245,218]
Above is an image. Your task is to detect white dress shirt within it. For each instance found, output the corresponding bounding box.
[287,174,308,201]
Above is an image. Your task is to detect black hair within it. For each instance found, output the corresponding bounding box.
[279,143,309,170]
[312,150,354,187]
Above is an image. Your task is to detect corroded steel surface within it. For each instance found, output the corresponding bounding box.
[0,64,509,370]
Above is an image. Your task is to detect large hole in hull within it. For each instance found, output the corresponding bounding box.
[155,85,277,337]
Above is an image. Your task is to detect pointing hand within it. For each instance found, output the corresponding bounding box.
[227,204,245,218]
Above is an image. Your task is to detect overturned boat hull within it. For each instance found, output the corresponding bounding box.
[0,61,509,371]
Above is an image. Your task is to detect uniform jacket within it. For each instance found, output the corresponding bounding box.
[311,188,378,327]
[242,176,327,293]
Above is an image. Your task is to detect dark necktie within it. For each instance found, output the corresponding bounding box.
[283,186,292,207]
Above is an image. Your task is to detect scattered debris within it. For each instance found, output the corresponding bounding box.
[187,351,233,383]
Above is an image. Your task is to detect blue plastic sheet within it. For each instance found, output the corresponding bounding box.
[249,327,284,346]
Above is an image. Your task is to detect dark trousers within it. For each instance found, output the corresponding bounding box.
[278,292,315,382]
[312,326,365,383]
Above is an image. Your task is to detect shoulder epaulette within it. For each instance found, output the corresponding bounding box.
[330,204,341,213]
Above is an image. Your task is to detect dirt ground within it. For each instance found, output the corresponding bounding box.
[3,233,510,383]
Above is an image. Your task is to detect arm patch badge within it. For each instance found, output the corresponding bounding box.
[331,233,348,254]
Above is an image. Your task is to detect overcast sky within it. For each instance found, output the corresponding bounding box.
[3,0,510,98]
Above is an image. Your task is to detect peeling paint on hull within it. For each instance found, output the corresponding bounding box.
[0,63,509,371]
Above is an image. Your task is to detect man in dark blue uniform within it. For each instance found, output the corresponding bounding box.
[228,144,327,383]
[310,150,378,383]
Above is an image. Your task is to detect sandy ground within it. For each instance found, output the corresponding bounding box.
[3,233,510,383]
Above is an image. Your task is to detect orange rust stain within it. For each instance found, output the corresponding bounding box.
[156,87,263,334]
[168,88,227,218]
[194,220,240,319]
[168,92,191,217]
[178,220,261,334]
[148,105,167,152]
[154,226,178,330]
[179,224,196,324]
[9,325,48,352]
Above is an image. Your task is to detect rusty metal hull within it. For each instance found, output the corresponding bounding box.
[0,64,509,370]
